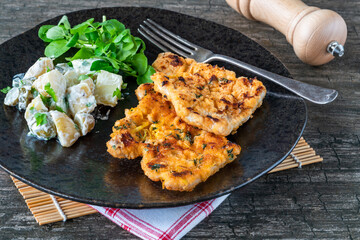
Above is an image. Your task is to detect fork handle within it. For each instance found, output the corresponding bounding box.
[207,54,338,104]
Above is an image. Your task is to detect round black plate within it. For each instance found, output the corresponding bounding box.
[0,7,306,208]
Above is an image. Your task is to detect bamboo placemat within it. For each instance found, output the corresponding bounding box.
[10,137,322,225]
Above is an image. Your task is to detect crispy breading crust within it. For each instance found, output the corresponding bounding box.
[152,52,267,136]
[107,84,241,191]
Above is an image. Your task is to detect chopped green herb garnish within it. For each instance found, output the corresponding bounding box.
[174,128,183,133]
[1,86,11,94]
[78,74,89,81]
[184,131,193,144]
[202,144,207,149]
[121,83,128,89]
[193,157,203,166]
[40,94,52,108]
[175,134,181,140]
[46,66,51,72]
[55,105,65,113]
[151,164,162,171]
[220,78,229,83]
[44,82,57,102]
[153,121,159,124]
[227,148,235,160]
[112,145,116,150]
[74,123,80,131]
[113,87,121,99]
[64,94,70,110]
[31,88,39,97]
[34,112,48,126]
[195,94,202,98]
[144,148,148,152]
[86,102,93,107]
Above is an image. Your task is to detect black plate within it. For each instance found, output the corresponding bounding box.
[0,7,306,208]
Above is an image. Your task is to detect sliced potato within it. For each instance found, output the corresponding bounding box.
[81,77,95,93]
[50,110,80,147]
[28,112,56,140]
[12,73,25,88]
[32,69,67,100]
[55,97,69,115]
[64,70,80,87]
[17,86,33,111]
[71,59,98,75]
[4,87,20,106]
[55,63,72,74]
[55,63,80,87]
[24,57,54,79]
[25,96,48,120]
[13,76,37,110]
[67,82,96,117]
[25,101,56,140]
[12,73,36,88]
[94,70,123,107]
[74,112,95,136]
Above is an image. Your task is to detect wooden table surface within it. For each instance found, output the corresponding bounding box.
[1,0,359,239]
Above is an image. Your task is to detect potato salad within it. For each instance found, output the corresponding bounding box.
[4,57,125,147]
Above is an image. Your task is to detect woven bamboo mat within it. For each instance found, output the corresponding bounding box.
[10,137,322,225]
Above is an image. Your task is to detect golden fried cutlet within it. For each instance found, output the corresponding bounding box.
[107,83,241,191]
[152,52,267,136]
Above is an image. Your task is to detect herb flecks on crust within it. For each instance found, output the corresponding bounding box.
[107,83,241,192]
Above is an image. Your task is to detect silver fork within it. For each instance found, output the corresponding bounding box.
[138,19,338,104]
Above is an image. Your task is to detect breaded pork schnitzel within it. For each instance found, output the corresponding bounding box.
[107,83,241,191]
[152,52,266,136]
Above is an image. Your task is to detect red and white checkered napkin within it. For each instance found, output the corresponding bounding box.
[90,194,229,240]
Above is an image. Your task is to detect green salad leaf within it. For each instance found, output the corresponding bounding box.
[38,25,55,42]
[46,26,66,40]
[38,15,155,84]
[58,15,71,30]
[44,39,71,58]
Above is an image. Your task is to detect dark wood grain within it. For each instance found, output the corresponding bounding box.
[1,0,359,239]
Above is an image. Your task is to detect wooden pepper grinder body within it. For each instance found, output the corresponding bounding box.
[226,0,347,65]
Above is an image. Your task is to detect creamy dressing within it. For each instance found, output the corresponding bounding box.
[26,112,56,140]
[71,59,99,75]
[4,58,124,147]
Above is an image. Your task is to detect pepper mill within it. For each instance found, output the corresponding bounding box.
[226,0,347,65]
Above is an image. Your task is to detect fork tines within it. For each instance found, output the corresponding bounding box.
[138,19,198,58]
